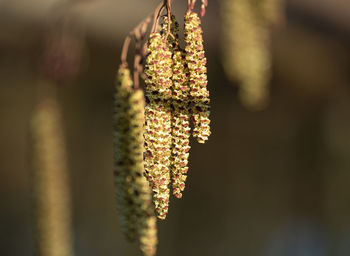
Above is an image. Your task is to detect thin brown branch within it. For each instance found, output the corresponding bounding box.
[120,16,152,65]
[188,0,196,10]
[151,2,166,33]
[165,0,172,41]
[121,35,132,66]
[121,0,166,65]
[200,0,208,17]
[133,29,142,89]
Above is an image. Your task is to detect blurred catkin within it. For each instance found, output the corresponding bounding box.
[184,11,211,144]
[163,16,191,198]
[40,27,85,83]
[113,66,157,256]
[221,0,284,110]
[31,88,73,256]
[144,32,173,219]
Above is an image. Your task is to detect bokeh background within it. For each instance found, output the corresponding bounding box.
[1,0,350,255]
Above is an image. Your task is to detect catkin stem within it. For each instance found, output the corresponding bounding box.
[121,15,154,65]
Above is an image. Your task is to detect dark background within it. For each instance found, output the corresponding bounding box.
[1,0,350,255]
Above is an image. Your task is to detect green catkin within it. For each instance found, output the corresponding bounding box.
[114,66,157,256]
[144,33,173,219]
[258,0,284,25]
[184,11,211,144]
[114,67,136,240]
[163,16,191,198]
[221,0,283,110]
[31,94,73,256]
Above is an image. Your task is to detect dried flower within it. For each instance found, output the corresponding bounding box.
[114,66,158,255]
[144,33,173,219]
[31,93,73,256]
[184,11,211,144]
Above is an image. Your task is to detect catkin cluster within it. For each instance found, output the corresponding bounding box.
[113,66,157,256]
[221,0,283,110]
[184,11,211,144]
[142,13,211,217]
[144,33,173,219]
[31,95,73,256]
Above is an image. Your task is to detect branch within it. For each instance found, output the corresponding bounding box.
[120,15,153,65]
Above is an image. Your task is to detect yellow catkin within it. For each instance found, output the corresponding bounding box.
[31,93,73,256]
[144,32,173,219]
[113,66,157,256]
[221,0,283,110]
[163,16,191,198]
[184,11,211,144]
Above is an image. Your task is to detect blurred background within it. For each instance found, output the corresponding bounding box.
[1,0,350,255]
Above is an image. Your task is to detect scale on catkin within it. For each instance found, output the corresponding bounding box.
[113,66,157,256]
[31,91,73,256]
[221,0,284,110]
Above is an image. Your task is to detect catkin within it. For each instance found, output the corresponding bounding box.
[184,11,211,144]
[221,0,283,110]
[144,33,173,219]
[31,93,73,256]
[163,16,191,198]
[113,66,157,256]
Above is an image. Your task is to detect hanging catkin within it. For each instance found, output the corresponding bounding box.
[113,66,157,256]
[143,32,173,219]
[31,92,73,256]
[163,16,191,198]
[184,11,211,144]
[221,0,283,110]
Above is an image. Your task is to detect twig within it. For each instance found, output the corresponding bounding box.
[200,0,208,17]
[133,30,142,89]
[188,0,196,11]
[165,0,172,41]
[121,36,132,66]
[120,16,152,65]
[121,0,166,66]
[151,2,166,33]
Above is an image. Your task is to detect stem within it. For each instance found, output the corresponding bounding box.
[188,0,196,10]
[165,0,172,41]
[121,35,131,66]
[151,2,165,33]
[200,0,208,17]
[121,1,163,65]
[133,53,141,89]
[120,16,152,65]
[133,29,142,89]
